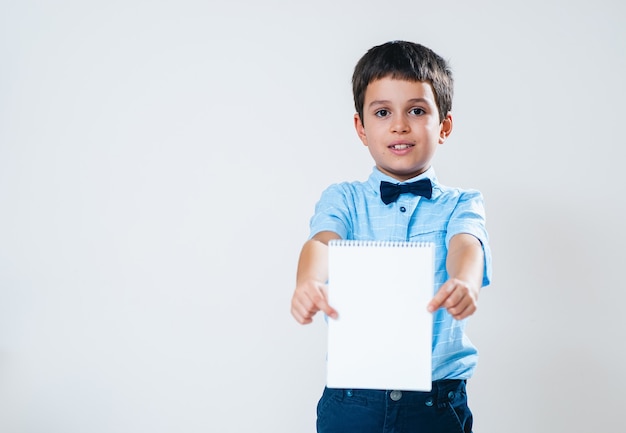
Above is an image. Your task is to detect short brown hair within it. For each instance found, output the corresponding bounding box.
[352,41,454,123]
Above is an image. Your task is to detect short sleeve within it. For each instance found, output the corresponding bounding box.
[308,183,352,240]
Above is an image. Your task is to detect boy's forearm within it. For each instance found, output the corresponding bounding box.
[446,233,485,291]
[296,231,341,284]
[296,238,329,285]
[291,231,341,324]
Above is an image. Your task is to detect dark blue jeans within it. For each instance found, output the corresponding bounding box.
[316,380,472,433]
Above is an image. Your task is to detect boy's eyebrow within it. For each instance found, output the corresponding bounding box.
[368,97,433,108]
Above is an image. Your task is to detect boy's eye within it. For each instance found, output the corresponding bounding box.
[374,109,390,117]
[409,108,425,116]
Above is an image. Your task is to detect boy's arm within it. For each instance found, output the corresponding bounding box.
[290,231,340,325]
[427,233,485,320]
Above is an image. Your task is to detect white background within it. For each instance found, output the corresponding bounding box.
[1,1,624,432]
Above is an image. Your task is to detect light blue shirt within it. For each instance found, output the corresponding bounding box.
[309,166,492,381]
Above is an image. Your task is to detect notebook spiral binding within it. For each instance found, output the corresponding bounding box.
[328,240,433,248]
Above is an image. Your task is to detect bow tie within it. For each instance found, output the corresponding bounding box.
[380,179,432,205]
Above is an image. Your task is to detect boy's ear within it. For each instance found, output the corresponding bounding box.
[438,113,453,144]
[354,113,368,146]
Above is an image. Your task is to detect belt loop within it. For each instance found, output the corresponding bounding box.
[435,380,446,408]
[435,380,458,408]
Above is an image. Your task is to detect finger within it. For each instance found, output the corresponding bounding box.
[447,288,478,319]
[291,285,338,323]
[449,301,476,321]
[308,284,338,319]
[427,281,455,312]
[313,292,338,320]
[291,294,318,324]
[444,288,466,310]
[290,302,313,324]
[322,303,338,320]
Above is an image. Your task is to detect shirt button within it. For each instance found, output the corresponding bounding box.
[425,397,434,407]
[399,206,406,212]
[390,390,402,401]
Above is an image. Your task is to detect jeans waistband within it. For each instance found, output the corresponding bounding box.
[329,379,466,408]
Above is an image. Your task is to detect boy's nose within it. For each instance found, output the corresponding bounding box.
[391,115,410,133]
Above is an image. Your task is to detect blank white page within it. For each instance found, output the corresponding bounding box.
[327,240,434,391]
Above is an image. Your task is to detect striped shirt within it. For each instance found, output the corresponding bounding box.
[309,166,492,380]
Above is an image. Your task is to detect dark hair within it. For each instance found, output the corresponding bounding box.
[352,41,453,123]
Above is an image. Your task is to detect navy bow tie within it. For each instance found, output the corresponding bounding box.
[380,179,432,205]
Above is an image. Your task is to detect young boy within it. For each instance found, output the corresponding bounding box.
[290,41,492,433]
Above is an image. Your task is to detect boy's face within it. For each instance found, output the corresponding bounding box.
[354,77,452,182]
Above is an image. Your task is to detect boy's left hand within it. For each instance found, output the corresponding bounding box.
[427,278,479,320]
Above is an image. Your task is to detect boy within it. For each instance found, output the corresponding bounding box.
[290,41,492,433]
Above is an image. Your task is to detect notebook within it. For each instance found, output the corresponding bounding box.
[326,240,434,391]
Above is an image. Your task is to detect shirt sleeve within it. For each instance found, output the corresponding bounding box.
[308,183,352,240]
[445,189,493,287]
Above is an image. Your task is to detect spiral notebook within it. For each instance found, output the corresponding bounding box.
[326,240,434,391]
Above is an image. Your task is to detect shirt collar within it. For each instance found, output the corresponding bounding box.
[367,166,439,189]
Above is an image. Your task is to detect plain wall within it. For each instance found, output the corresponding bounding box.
[1,1,624,432]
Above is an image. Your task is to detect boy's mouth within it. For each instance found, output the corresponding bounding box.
[389,143,414,150]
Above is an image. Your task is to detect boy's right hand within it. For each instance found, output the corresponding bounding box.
[290,279,338,325]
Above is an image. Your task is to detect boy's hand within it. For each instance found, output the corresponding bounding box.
[427,278,479,320]
[291,279,338,325]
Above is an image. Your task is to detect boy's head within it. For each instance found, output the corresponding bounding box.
[352,41,453,124]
